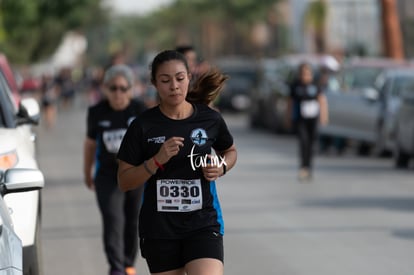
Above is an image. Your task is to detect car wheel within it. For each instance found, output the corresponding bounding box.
[394,145,410,169]
[249,101,266,129]
[357,142,372,156]
[374,125,392,157]
[249,110,262,128]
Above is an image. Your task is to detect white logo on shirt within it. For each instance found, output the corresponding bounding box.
[99,120,111,127]
[148,136,166,144]
[103,129,127,153]
[190,128,208,146]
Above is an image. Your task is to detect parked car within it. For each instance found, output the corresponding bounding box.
[319,58,414,155]
[0,168,44,275]
[214,56,258,112]
[393,83,414,168]
[0,54,21,107]
[249,53,340,133]
[0,53,43,275]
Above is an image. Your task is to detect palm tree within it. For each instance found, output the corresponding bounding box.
[380,0,404,59]
[304,0,328,53]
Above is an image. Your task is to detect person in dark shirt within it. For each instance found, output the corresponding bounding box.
[175,45,210,87]
[83,64,146,275]
[175,45,198,75]
[117,50,237,275]
[286,62,329,181]
[55,67,76,109]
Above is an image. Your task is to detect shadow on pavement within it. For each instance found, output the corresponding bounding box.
[301,196,414,212]
[392,229,414,240]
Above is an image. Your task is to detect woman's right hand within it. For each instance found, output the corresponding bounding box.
[154,136,185,164]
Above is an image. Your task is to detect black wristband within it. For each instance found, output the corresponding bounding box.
[222,163,227,175]
[143,160,155,175]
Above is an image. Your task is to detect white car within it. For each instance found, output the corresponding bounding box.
[0,60,43,275]
[0,168,44,275]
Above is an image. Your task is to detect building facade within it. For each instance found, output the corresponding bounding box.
[288,0,381,57]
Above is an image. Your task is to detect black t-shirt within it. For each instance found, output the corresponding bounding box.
[87,99,147,180]
[289,80,322,121]
[117,103,234,239]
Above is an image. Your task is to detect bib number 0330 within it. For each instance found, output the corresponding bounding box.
[156,179,203,212]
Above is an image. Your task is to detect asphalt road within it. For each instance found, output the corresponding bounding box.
[35,99,414,275]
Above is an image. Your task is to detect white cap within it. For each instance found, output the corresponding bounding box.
[321,55,340,71]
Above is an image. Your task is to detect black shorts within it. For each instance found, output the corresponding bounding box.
[140,230,223,273]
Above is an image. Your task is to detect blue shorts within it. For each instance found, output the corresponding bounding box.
[140,230,224,273]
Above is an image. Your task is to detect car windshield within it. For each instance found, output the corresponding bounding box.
[263,62,291,81]
[393,75,414,96]
[341,67,383,90]
[223,70,257,88]
[0,71,17,128]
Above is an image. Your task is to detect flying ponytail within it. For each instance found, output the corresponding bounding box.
[186,67,228,105]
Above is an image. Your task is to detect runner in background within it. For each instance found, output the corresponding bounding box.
[83,64,147,275]
[286,62,329,181]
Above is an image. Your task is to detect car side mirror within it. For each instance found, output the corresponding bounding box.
[1,168,44,196]
[17,98,40,125]
[362,87,379,101]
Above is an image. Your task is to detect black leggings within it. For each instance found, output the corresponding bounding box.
[95,177,144,272]
[296,119,318,169]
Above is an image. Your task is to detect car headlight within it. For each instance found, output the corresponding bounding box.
[0,150,18,170]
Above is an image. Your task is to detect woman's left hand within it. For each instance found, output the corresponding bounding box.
[202,155,223,181]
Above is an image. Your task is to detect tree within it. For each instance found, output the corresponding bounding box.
[0,0,108,64]
[304,0,328,53]
[108,0,280,61]
[380,0,404,59]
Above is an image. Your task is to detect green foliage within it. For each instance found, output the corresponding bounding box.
[109,0,281,60]
[0,0,285,65]
[305,0,328,31]
[304,0,328,53]
[0,0,108,64]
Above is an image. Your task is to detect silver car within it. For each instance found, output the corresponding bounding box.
[0,53,43,275]
[0,168,44,275]
[394,84,414,168]
[319,58,414,155]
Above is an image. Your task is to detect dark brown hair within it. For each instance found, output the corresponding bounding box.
[187,67,228,104]
[150,50,228,105]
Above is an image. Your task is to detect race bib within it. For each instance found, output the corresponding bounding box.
[103,129,127,153]
[157,179,203,212]
[300,100,319,118]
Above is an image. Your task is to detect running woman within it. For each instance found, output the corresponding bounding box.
[117,50,237,275]
[286,62,329,181]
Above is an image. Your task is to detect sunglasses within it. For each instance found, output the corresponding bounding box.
[109,85,129,92]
